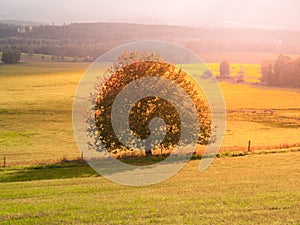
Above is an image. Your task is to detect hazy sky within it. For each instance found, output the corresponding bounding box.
[0,0,299,29]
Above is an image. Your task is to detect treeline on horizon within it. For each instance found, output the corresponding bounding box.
[0,22,299,88]
[261,55,300,88]
[0,22,300,60]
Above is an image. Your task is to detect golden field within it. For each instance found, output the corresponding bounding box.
[0,62,299,165]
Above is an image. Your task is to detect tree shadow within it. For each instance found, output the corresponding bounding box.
[0,163,99,183]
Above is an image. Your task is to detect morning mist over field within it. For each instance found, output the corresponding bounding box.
[0,0,300,29]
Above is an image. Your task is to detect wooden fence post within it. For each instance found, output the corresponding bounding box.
[3,156,6,167]
[248,140,251,152]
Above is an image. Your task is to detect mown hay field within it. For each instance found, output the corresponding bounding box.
[1,152,300,224]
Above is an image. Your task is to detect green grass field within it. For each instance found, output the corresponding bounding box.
[0,60,300,224]
[0,62,90,165]
[1,152,300,224]
[0,61,299,165]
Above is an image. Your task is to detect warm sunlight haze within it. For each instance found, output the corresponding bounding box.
[0,0,299,224]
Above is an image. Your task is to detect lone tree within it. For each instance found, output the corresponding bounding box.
[219,60,230,78]
[1,48,21,64]
[92,51,212,156]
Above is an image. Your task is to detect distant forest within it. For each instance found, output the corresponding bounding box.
[261,54,300,88]
[1,22,300,61]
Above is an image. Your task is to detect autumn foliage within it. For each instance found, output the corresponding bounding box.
[94,51,211,154]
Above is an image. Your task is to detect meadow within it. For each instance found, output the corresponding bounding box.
[1,61,299,165]
[208,63,261,82]
[1,152,300,224]
[0,59,300,224]
[0,62,90,165]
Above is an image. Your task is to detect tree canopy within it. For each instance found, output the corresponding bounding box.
[93,51,212,156]
[1,48,21,64]
[219,60,230,78]
[260,55,300,88]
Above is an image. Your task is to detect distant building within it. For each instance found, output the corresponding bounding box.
[17,26,33,33]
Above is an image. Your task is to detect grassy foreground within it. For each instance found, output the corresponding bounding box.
[1,152,300,224]
[0,60,299,224]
